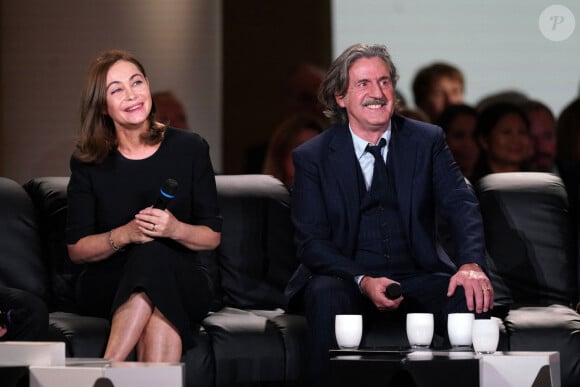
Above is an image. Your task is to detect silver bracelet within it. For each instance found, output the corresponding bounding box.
[108,230,124,252]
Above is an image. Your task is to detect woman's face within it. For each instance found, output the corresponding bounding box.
[104,60,152,131]
[482,113,530,170]
[445,113,479,176]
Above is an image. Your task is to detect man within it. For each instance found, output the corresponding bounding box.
[412,62,464,122]
[285,44,493,387]
[522,100,557,173]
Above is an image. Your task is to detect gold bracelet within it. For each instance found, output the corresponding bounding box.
[108,230,124,252]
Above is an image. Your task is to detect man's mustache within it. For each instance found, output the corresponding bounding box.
[362,98,387,107]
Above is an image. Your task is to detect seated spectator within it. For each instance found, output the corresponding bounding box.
[397,107,430,122]
[555,97,580,243]
[521,100,557,173]
[476,90,529,113]
[152,91,189,130]
[262,113,324,188]
[284,62,327,119]
[437,104,479,180]
[556,97,580,164]
[472,102,531,181]
[0,287,48,341]
[412,62,465,122]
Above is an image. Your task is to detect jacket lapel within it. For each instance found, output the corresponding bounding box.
[390,116,417,236]
[328,126,360,233]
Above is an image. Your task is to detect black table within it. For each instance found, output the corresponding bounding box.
[329,349,480,387]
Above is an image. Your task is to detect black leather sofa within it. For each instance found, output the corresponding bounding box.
[2,174,306,387]
[0,172,579,387]
[476,172,580,387]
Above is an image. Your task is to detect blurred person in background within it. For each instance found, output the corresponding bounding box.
[437,104,479,181]
[262,113,324,188]
[153,91,189,130]
[412,62,465,123]
[472,102,531,181]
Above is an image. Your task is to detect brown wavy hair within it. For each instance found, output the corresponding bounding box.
[319,43,400,124]
[74,49,165,163]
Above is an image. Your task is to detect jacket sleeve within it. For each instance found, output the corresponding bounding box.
[291,144,367,280]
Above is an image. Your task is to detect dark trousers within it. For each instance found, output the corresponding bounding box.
[302,272,475,387]
[0,287,48,341]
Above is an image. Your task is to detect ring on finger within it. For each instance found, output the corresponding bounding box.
[152,224,156,231]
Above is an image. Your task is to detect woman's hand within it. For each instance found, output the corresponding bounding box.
[135,207,178,239]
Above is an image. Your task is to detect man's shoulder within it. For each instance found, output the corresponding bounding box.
[393,114,443,140]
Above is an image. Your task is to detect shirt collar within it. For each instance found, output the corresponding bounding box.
[349,122,392,160]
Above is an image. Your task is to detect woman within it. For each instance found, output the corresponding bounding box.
[262,113,324,188]
[66,50,221,362]
[437,104,479,180]
[472,102,531,181]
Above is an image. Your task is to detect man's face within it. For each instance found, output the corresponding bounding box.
[423,76,463,122]
[335,57,396,136]
[527,109,556,171]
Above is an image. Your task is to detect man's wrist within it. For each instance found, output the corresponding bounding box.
[461,262,483,271]
[354,275,365,292]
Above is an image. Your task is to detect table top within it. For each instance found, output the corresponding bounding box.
[330,348,559,362]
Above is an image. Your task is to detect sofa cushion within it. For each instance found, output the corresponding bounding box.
[0,177,49,301]
[503,305,580,387]
[202,307,288,386]
[476,172,575,307]
[215,175,297,309]
[23,177,83,312]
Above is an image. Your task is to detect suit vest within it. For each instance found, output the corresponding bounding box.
[354,151,418,278]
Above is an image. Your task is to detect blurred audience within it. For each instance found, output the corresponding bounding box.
[555,97,580,243]
[246,62,328,173]
[153,91,189,130]
[397,107,430,122]
[521,100,557,173]
[556,97,580,164]
[437,104,480,180]
[412,62,464,122]
[476,90,529,113]
[262,113,325,188]
[285,63,327,119]
[472,102,531,181]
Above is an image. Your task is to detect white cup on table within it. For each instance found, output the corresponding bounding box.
[406,313,434,349]
[447,313,475,349]
[472,318,500,354]
[335,314,363,349]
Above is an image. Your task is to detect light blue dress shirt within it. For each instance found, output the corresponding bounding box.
[349,123,392,190]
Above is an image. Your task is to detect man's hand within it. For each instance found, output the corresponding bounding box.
[448,263,494,313]
[360,276,403,311]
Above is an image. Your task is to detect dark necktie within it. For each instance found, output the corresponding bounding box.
[366,138,388,205]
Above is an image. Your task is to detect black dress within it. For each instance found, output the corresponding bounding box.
[65,128,222,351]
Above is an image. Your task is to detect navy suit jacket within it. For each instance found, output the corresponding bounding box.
[285,115,486,306]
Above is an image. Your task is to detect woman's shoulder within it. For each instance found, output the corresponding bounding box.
[164,127,208,148]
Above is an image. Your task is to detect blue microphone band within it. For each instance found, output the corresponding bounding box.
[160,189,176,199]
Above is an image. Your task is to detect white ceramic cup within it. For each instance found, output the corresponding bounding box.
[472,318,499,354]
[335,314,363,349]
[406,313,434,348]
[447,313,475,349]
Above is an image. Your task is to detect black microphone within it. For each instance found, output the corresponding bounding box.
[153,178,178,209]
[385,283,402,300]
